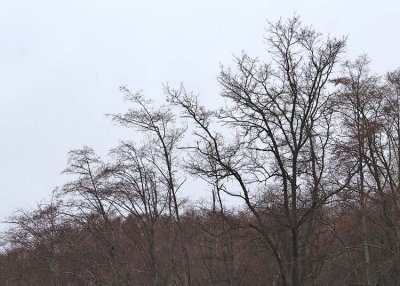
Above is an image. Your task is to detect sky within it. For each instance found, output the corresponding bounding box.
[0,0,399,221]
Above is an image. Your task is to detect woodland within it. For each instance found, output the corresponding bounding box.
[1,17,400,286]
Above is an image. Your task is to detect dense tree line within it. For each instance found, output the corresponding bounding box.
[1,17,399,285]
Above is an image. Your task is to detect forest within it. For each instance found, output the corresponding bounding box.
[1,17,399,286]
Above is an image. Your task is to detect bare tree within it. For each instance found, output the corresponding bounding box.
[168,16,346,286]
[109,89,190,285]
[58,146,132,285]
[3,198,67,286]
[104,141,168,286]
[333,58,400,285]
[332,56,381,285]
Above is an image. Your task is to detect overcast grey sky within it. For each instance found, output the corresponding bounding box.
[0,0,399,220]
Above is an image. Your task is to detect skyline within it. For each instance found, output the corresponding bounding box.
[1,0,399,222]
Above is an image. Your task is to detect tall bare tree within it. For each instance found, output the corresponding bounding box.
[168,16,346,286]
[332,56,381,285]
[109,89,190,285]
